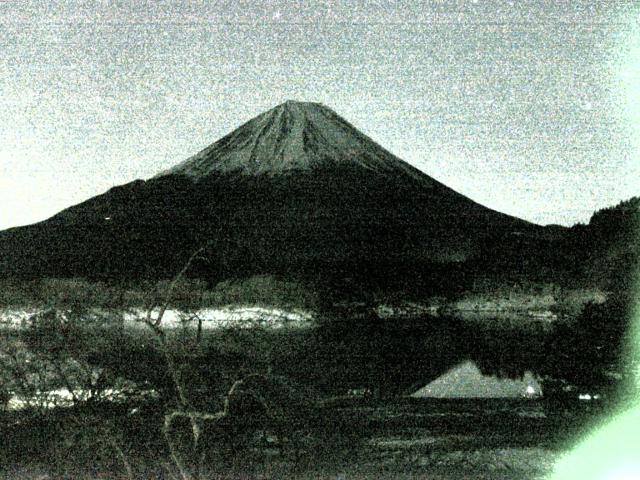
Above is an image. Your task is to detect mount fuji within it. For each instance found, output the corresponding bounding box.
[0,101,542,290]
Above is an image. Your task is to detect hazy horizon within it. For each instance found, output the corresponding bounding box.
[1,1,639,230]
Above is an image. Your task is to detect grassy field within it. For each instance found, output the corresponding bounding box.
[0,395,601,479]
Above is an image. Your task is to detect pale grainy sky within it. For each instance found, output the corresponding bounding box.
[1,0,639,230]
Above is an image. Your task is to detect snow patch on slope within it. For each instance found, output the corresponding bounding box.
[156,100,429,182]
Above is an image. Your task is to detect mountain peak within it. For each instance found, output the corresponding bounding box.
[278,99,326,111]
[281,99,320,107]
[157,102,427,181]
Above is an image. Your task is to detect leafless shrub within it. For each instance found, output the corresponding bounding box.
[137,247,320,480]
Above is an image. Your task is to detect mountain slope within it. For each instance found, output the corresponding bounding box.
[158,100,428,181]
[0,101,541,290]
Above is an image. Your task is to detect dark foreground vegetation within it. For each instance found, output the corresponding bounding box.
[0,197,636,478]
[0,285,635,479]
[2,394,606,480]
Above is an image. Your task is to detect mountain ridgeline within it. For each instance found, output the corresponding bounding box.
[0,101,636,296]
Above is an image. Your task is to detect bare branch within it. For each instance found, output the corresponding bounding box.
[140,245,209,330]
[136,244,213,480]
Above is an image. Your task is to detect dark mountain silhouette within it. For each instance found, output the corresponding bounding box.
[0,101,599,293]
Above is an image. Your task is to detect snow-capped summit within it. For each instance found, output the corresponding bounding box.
[158,100,427,181]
